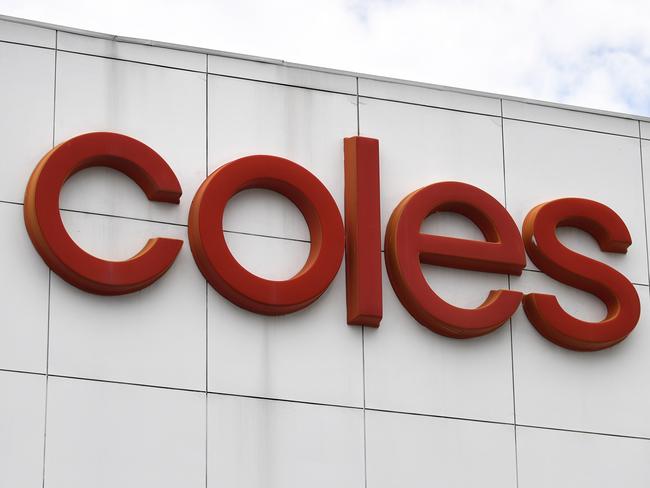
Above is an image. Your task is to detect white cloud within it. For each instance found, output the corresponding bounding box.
[2,0,649,115]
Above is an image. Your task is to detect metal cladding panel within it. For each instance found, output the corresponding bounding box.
[642,121,650,139]
[1,15,650,488]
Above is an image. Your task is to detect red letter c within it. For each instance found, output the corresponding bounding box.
[24,132,183,295]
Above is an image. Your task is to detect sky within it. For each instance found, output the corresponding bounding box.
[1,0,649,116]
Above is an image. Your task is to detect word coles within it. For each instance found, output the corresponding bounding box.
[24,132,640,351]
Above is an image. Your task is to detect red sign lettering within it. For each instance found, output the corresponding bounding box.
[23,132,641,351]
[522,198,640,351]
[24,132,182,295]
[384,181,526,338]
[188,154,344,315]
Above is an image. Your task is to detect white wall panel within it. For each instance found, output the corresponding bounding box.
[359,97,506,246]
[0,371,46,488]
[0,42,54,204]
[517,427,650,488]
[207,394,364,488]
[208,232,363,407]
[511,271,650,437]
[640,121,650,140]
[502,99,639,136]
[364,266,514,422]
[642,140,650,277]
[44,377,205,488]
[0,203,49,373]
[0,18,55,47]
[48,211,206,390]
[56,51,206,225]
[208,55,356,94]
[504,119,647,285]
[359,78,501,116]
[58,31,207,71]
[365,410,517,488]
[208,75,356,241]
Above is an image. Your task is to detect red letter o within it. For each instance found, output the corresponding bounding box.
[188,155,344,315]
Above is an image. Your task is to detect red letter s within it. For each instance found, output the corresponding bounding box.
[522,198,640,351]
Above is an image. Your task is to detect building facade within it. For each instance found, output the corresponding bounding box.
[2,14,650,487]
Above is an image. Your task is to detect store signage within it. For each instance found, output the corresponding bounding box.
[24,132,640,351]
